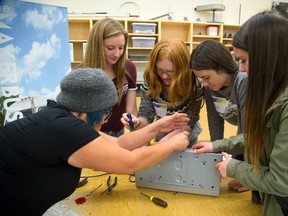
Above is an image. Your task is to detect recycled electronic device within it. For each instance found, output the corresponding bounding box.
[135,148,222,197]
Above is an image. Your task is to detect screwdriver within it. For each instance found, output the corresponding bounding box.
[126,113,135,131]
[140,192,168,208]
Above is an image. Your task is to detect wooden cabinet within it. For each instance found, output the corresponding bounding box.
[126,20,159,84]
[160,21,192,50]
[222,24,240,51]
[126,20,159,64]
[68,16,240,83]
[68,17,92,67]
[192,23,222,49]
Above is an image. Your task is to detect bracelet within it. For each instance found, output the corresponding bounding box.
[135,119,141,129]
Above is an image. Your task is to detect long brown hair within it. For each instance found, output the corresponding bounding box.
[234,11,288,171]
[190,39,238,75]
[82,18,128,104]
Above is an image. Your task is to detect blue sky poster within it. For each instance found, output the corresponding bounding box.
[0,0,70,97]
[0,0,71,125]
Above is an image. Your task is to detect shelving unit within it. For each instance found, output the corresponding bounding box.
[68,17,92,68]
[126,20,159,66]
[192,23,222,49]
[68,16,240,84]
[160,21,192,50]
[222,24,240,51]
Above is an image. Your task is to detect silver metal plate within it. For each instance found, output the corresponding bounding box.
[135,149,222,197]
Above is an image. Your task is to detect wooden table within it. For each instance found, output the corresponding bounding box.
[59,169,262,216]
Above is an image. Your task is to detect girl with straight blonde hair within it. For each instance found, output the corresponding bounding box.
[83,18,137,137]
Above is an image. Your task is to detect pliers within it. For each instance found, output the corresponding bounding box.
[101,176,118,194]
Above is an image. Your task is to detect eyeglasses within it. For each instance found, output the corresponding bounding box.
[104,109,112,121]
[154,68,173,77]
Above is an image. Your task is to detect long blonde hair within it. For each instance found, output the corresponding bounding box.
[83,18,128,104]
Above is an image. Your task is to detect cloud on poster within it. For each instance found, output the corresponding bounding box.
[22,34,61,82]
[25,5,67,30]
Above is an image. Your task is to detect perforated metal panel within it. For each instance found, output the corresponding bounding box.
[135,149,222,196]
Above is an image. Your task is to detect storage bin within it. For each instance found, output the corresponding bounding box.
[206,25,218,36]
[128,55,149,61]
[131,37,156,47]
[132,23,157,34]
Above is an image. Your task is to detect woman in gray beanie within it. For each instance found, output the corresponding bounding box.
[0,68,189,216]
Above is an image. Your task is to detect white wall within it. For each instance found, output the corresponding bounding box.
[22,0,272,25]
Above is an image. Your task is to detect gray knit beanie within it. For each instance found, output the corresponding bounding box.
[56,68,118,112]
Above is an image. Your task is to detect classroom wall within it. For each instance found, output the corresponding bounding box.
[22,0,272,25]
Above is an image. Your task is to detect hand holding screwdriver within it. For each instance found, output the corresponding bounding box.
[126,113,135,131]
[140,192,168,208]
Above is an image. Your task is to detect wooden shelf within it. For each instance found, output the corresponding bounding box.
[222,38,233,41]
[128,47,154,50]
[68,16,240,83]
[160,21,192,45]
[192,35,221,38]
[128,33,159,37]
[130,61,150,64]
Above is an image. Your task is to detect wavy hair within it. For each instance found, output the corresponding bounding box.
[82,18,128,104]
[235,11,288,171]
[144,38,196,106]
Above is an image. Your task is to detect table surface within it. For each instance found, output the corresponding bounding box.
[59,169,262,216]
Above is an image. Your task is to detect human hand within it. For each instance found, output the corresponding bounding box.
[192,141,213,154]
[156,113,189,133]
[215,152,232,178]
[167,131,189,151]
[159,129,183,142]
[120,113,140,130]
[228,179,249,192]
